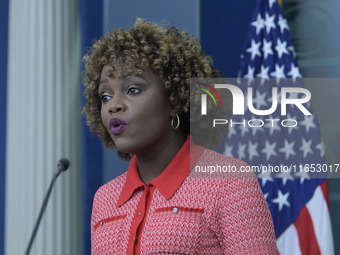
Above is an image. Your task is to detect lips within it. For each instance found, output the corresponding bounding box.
[109,117,126,135]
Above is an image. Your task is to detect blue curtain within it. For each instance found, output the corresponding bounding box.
[0,0,9,254]
[80,1,104,254]
[200,0,256,77]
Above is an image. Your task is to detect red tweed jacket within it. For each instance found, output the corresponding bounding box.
[91,138,278,254]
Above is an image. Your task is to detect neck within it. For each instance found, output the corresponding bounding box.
[135,133,187,184]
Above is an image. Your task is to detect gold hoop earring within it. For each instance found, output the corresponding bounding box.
[171,114,180,130]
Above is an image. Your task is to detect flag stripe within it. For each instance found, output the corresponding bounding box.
[293,206,321,255]
[320,180,330,208]
[277,225,302,255]
[306,185,334,255]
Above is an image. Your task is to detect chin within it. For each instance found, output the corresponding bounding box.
[114,142,139,154]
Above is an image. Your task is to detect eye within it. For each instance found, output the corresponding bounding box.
[127,86,141,95]
[100,94,112,103]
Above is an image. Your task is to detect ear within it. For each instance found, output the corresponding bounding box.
[169,108,180,117]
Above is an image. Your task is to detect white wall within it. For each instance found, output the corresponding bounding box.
[5,0,82,254]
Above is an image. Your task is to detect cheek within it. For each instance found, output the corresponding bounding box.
[144,104,170,126]
[146,96,171,116]
[100,107,109,130]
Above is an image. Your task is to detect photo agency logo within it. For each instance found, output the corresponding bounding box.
[198,79,312,129]
[198,81,223,114]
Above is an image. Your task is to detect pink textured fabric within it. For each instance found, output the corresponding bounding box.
[91,148,278,254]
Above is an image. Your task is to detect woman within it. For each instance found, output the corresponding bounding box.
[83,19,278,254]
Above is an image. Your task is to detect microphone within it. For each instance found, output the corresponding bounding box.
[25,158,70,255]
[56,158,70,176]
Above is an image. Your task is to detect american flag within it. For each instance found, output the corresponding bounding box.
[223,0,334,254]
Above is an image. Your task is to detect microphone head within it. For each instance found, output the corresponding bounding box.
[57,158,70,172]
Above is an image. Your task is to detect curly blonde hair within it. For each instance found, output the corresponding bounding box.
[82,19,229,160]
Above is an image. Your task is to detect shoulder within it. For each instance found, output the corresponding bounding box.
[198,148,249,167]
[185,148,259,199]
[93,172,127,206]
[188,148,264,203]
[91,172,128,236]
[190,148,252,179]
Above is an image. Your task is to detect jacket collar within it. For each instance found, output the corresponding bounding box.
[117,135,204,207]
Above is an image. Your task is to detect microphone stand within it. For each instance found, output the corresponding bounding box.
[25,159,69,255]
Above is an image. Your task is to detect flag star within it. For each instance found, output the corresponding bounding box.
[270,64,286,78]
[240,123,250,137]
[251,90,267,109]
[262,39,274,59]
[288,46,297,58]
[300,115,317,133]
[236,76,242,84]
[224,144,234,157]
[261,141,277,160]
[278,15,290,34]
[287,91,299,99]
[246,39,261,60]
[281,176,293,186]
[238,142,246,160]
[294,167,311,184]
[244,65,255,79]
[279,139,296,160]
[275,171,294,186]
[316,140,325,157]
[268,0,276,8]
[264,13,276,34]
[244,90,249,111]
[251,115,265,136]
[259,77,270,85]
[268,91,281,106]
[275,39,289,59]
[251,14,264,35]
[300,138,313,158]
[257,171,273,186]
[287,92,300,109]
[286,114,299,135]
[257,65,270,79]
[287,123,298,134]
[272,190,290,211]
[263,193,269,201]
[251,125,263,136]
[264,117,281,136]
[248,141,259,161]
[228,126,237,138]
[287,64,302,79]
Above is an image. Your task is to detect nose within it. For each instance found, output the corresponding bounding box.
[108,95,126,114]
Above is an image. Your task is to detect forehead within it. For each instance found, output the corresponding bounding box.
[100,64,161,83]
[101,64,127,78]
[101,61,147,78]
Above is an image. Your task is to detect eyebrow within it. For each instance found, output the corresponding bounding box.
[99,78,109,85]
[99,73,133,84]
[98,74,149,90]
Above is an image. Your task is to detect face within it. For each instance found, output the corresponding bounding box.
[99,65,174,155]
